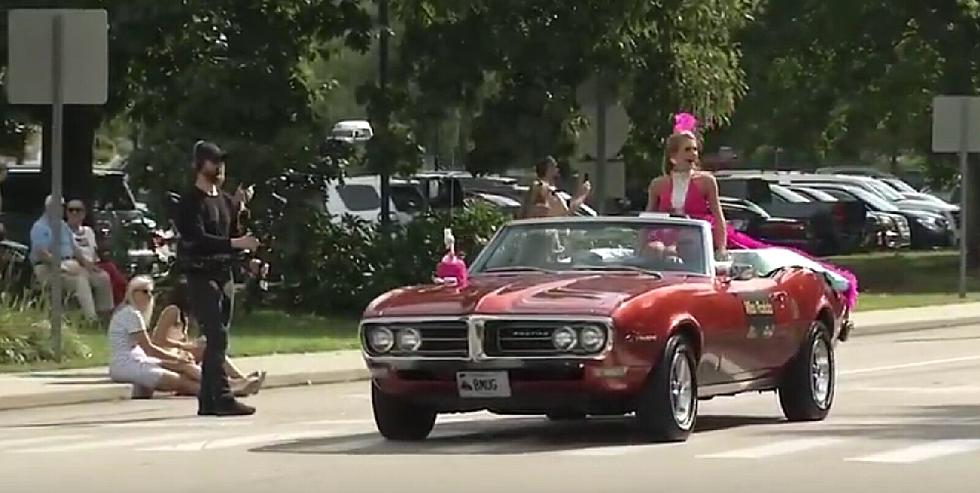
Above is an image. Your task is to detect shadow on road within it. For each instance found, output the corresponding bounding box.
[253,414,786,456]
[776,404,980,441]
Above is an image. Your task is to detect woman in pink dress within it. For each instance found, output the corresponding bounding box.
[645,113,859,312]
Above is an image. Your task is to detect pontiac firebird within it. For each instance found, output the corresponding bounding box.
[358,215,849,442]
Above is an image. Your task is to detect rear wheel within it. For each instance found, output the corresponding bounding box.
[372,384,437,441]
[634,334,698,442]
[778,321,835,421]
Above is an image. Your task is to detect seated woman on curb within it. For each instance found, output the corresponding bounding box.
[108,276,200,398]
[151,281,266,395]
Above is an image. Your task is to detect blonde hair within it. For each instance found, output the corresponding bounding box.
[662,133,700,175]
[124,275,155,323]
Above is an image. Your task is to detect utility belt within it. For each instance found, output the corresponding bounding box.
[176,253,238,277]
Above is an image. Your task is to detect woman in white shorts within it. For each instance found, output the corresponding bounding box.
[108,276,199,397]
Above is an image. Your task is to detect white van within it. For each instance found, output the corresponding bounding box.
[324,175,413,224]
[330,120,373,143]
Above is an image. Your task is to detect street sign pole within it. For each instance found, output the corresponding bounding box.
[7,8,109,360]
[958,99,970,299]
[48,13,65,359]
[595,71,607,216]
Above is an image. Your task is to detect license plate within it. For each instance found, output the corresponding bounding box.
[456,371,511,398]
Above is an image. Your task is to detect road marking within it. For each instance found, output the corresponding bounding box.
[697,438,846,459]
[0,434,91,450]
[100,420,255,429]
[847,439,980,464]
[10,432,197,453]
[140,430,348,452]
[561,444,682,457]
[840,355,980,376]
[841,385,980,394]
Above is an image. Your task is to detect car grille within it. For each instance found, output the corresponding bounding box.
[482,320,607,357]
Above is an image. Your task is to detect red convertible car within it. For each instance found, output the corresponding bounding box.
[359,215,850,442]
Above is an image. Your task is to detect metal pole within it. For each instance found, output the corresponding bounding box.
[377,0,391,227]
[49,14,65,360]
[958,98,969,299]
[595,71,607,216]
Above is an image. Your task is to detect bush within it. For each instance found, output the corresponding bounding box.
[0,296,92,365]
[261,201,509,315]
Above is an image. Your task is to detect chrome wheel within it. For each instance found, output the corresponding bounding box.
[669,351,695,429]
[809,334,833,408]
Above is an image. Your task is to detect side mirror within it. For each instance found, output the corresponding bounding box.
[715,262,755,281]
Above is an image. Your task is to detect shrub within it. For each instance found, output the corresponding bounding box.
[261,200,509,316]
[0,295,92,365]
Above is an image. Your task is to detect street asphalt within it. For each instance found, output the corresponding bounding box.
[1,324,980,493]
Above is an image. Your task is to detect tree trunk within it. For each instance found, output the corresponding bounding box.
[40,106,101,209]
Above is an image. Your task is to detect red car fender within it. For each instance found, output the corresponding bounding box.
[612,296,705,371]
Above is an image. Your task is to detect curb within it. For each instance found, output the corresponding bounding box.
[0,368,372,413]
[852,316,980,338]
[2,317,979,412]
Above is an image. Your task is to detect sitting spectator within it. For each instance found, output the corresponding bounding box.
[65,198,128,305]
[151,281,265,395]
[108,276,200,398]
[30,195,114,322]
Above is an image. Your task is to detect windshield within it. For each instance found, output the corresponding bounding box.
[471,221,709,276]
[770,184,809,203]
[863,179,905,201]
[884,178,918,194]
[813,184,899,212]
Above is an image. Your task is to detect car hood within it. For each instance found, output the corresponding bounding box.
[364,272,702,318]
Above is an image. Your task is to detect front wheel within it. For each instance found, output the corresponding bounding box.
[372,384,437,441]
[778,321,835,421]
[634,334,698,442]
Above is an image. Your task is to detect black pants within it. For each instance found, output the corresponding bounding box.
[187,272,235,409]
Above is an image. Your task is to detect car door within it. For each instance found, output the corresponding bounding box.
[718,275,794,380]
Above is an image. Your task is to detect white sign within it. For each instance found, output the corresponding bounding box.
[6,9,109,104]
[931,96,980,153]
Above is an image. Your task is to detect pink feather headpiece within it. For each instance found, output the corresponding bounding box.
[673,112,698,136]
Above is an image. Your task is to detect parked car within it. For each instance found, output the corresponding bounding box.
[714,173,868,255]
[359,215,848,442]
[788,186,911,250]
[803,183,952,249]
[720,197,820,254]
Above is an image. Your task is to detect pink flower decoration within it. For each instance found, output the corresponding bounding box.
[673,112,698,135]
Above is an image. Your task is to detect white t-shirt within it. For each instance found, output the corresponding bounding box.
[107,305,147,364]
[71,225,99,263]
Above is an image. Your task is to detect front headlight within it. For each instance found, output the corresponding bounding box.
[579,325,607,352]
[366,326,394,353]
[552,326,578,351]
[396,328,422,352]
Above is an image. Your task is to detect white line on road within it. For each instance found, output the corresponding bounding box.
[0,434,91,450]
[697,438,846,459]
[840,385,980,394]
[840,355,980,376]
[846,440,980,464]
[139,430,356,452]
[10,432,198,453]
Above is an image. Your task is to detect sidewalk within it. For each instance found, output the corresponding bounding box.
[3,302,980,412]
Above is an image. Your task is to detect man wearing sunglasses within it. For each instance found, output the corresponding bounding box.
[29,195,114,321]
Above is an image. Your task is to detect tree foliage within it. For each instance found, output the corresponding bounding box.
[394,0,753,179]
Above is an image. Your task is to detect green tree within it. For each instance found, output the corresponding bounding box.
[392,0,752,184]
[1,0,372,209]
